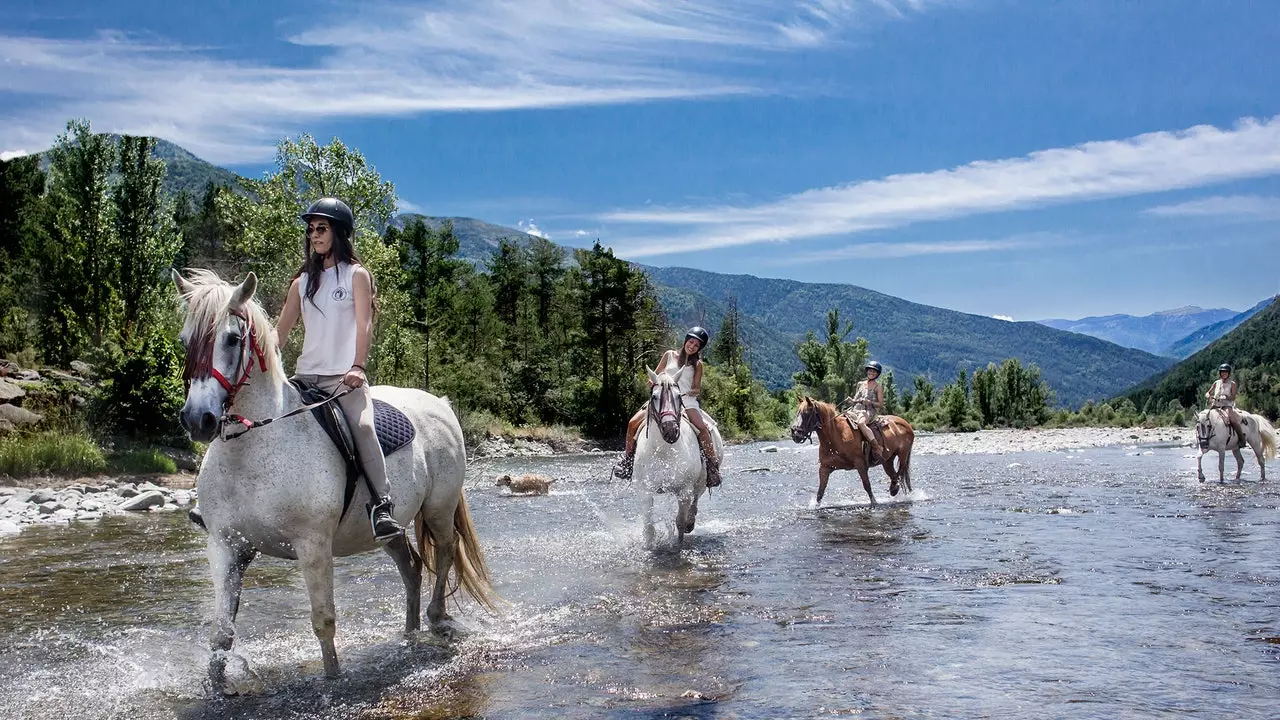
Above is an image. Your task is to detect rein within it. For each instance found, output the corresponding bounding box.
[644,381,684,439]
[183,306,352,442]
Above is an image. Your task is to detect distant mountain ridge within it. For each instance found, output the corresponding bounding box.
[90,139,1177,409]
[1038,306,1238,356]
[30,135,244,199]
[1162,298,1275,358]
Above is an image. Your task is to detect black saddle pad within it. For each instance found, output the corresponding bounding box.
[372,399,415,456]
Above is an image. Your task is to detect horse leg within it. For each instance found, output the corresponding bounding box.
[1197,449,1206,482]
[642,493,656,548]
[900,449,914,494]
[1233,448,1245,481]
[1218,451,1226,483]
[886,454,901,496]
[295,542,340,678]
[382,534,423,633]
[858,466,876,507]
[816,465,833,506]
[207,538,256,694]
[423,511,459,630]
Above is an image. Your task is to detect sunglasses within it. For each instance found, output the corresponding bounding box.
[307,224,331,236]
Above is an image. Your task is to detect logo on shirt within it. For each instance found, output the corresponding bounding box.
[331,286,349,302]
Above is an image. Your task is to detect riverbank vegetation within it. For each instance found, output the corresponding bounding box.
[0,120,1227,478]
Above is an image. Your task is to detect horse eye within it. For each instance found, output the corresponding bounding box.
[225,334,242,347]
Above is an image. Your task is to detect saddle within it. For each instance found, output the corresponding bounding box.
[842,412,888,463]
[290,378,417,520]
[1212,408,1249,446]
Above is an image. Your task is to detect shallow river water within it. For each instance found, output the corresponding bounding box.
[1,441,1278,719]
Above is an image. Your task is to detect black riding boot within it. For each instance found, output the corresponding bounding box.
[367,497,405,542]
[614,447,636,480]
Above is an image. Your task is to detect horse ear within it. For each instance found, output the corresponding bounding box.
[172,268,193,298]
[647,368,661,385]
[229,272,258,309]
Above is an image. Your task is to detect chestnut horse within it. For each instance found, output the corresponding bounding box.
[790,397,915,506]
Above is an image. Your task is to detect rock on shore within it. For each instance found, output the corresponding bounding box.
[0,479,195,534]
[915,426,1195,455]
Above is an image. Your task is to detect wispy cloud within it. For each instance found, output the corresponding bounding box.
[603,116,1280,258]
[992,314,1014,321]
[1143,194,1280,221]
[0,1,948,163]
[767,234,1058,265]
[0,150,28,161]
[518,219,550,239]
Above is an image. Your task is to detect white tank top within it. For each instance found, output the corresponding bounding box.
[664,350,700,410]
[296,262,358,376]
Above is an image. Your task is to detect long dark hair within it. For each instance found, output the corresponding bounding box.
[294,224,375,312]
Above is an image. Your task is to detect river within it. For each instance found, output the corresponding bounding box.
[1,441,1277,718]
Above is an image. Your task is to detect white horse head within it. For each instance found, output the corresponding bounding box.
[172,269,284,441]
[645,366,689,444]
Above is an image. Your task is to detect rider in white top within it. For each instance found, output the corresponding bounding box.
[275,197,405,542]
[614,327,722,487]
[1206,363,1247,440]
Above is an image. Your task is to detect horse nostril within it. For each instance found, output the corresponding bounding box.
[199,412,218,435]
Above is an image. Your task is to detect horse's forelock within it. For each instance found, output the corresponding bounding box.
[177,270,284,384]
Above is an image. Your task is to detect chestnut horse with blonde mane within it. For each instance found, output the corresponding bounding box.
[790,397,915,506]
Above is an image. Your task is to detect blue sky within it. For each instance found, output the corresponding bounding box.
[3,0,1278,320]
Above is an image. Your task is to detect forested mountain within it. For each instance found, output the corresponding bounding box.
[1038,306,1237,356]
[1162,298,1274,358]
[1124,298,1280,418]
[31,137,243,199]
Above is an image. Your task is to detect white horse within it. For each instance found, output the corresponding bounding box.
[172,270,497,693]
[1195,407,1277,482]
[633,366,724,547]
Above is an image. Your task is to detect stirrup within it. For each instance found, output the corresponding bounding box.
[367,499,404,542]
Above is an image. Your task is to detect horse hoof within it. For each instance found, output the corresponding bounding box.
[889,481,900,496]
[431,617,472,639]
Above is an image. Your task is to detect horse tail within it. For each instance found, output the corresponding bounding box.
[415,492,501,612]
[1255,415,1278,460]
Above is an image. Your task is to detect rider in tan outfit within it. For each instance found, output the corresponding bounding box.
[1206,363,1247,442]
[844,361,887,464]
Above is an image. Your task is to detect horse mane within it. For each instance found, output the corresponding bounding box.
[177,269,287,386]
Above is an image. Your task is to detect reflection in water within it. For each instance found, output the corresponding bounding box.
[2,445,1280,718]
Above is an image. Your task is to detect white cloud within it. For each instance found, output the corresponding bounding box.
[0,1,951,163]
[992,314,1014,322]
[1143,194,1280,221]
[518,219,550,239]
[396,198,423,214]
[575,230,590,237]
[602,115,1280,258]
[767,234,1059,265]
[0,149,28,161]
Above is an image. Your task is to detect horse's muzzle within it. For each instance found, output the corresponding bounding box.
[659,420,681,444]
[180,406,219,442]
[790,427,808,444]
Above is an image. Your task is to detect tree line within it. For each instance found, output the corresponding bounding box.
[1,120,1207,455]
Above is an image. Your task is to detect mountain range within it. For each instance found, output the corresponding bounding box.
[40,139,1196,408]
[1038,306,1239,357]
[1161,298,1274,358]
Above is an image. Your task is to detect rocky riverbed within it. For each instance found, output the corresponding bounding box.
[0,426,1197,534]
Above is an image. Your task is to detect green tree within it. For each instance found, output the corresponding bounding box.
[791,307,868,402]
[0,155,47,355]
[389,218,464,390]
[487,239,529,328]
[112,135,179,345]
[711,296,744,369]
[42,119,117,362]
[882,370,900,415]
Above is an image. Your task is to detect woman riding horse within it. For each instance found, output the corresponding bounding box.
[614,327,722,487]
[843,361,887,465]
[1206,363,1247,442]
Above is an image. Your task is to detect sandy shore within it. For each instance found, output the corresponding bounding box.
[913,426,1195,455]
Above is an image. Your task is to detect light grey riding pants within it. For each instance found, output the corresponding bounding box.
[295,374,391,498]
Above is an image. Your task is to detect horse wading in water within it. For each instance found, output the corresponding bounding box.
[173,270,497,693]
[790,397,915,506]
[634,366,724,547]
[1195,407,1277,482]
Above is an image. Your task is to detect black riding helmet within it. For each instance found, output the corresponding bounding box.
[685,326,710,351]
[300,197,355,233]
[1219,363,1233,374]
[865,360,883,376]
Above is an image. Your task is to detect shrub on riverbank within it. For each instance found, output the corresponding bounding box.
[0,432,108,476]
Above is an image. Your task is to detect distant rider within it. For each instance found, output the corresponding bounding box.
[1206,363,1247,442]
[844,361,886,464]
[613,327,722,487]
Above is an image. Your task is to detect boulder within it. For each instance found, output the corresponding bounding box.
[29,489,58,504]
[0,403,42,428]
[115,485,140,498]
[119,490,166,512]
[14,370,41,382]
[52,508,77,521]
[0,519,20,534]
[70,360,95,378]
[37,501,61,515]
[0,378,24,403]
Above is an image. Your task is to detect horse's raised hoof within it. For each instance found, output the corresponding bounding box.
[430,616,472,640]
[889,480,901,496]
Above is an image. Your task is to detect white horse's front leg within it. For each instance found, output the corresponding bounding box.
[1233,448,1245,480]
[642,493,655,548]
[296,541,340,678]
[1197,449,1206,482]
[207,536,256,695]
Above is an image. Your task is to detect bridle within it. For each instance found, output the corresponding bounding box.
[645,378,684,439]
[182,307,267,440]
[791,401,821,443]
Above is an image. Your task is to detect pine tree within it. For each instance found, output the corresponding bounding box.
[112,135,178,345]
